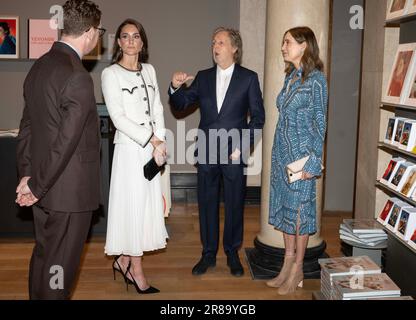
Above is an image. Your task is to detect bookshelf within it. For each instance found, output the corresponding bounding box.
[374,0,416,297]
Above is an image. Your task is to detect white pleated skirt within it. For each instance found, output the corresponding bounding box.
[105,142,169,257]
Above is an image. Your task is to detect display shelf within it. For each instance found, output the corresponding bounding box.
[378,142,416,159]
[385,12,416,27]
[381,102,416,112]
[378,220,416,255]
[375,180,416,207]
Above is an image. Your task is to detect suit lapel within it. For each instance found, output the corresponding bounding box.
[207,67,218,114]
[218,64,240,118]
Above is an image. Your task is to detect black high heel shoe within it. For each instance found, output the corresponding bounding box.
[112,255,133,284]
[125,267,160,294]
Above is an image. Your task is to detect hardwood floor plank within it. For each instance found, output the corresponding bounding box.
[0,204,350,300]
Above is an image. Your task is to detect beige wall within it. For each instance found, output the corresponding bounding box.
[239,0,267,186]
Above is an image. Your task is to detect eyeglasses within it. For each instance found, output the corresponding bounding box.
[95,27,106,38]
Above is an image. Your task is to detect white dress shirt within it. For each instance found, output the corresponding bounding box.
[216,63,235,113]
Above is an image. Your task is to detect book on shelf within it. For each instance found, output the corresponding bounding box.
[340,234,387,247]
[396,207,416,241]
[389,162,416,191]
[409,228,416,250]
[377,197,401,225]
[28,19,59,59]
[393,118,406,146]
[386,201,413,232]
[384,117,397,143]
[318,256,381,277]
[343,219,385,234]
[399,120,416,151]
[367,296,414,300]
[400,166,416,196]
[332,273,401,300]
[340,224,387,239]
[380,157,405,184]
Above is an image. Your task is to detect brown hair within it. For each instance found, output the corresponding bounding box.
[111,19,149,66]
[62,0,101,37]
[283,26,324,82]
[213,27,243,65]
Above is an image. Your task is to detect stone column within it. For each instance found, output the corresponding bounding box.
[246,0,331,279]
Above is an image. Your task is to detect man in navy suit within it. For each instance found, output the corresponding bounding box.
[169,27,265,277]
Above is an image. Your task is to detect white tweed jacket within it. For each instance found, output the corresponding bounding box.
[101,63,165,147]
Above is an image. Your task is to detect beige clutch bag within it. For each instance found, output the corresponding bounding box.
[286,156,324,183]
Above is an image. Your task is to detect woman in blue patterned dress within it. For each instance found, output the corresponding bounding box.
[266,27,328,295]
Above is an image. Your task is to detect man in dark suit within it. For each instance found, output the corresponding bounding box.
[169,27,265,277]
[15,0,104,299]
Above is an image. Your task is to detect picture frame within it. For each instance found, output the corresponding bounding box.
[409,228,416,249]
[83,38,102,60]
[386,0,410,21]
[0,16,19,59]
[405,0,416,16]
[28,19,59,59]
[383,43,416,105]
[403,56,416,106]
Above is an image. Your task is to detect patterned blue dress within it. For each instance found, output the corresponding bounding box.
[269,68,328,235]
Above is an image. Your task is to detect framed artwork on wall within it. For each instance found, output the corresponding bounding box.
[83,38,102,60]
[0,16,18,59]
[406,0,416,16]
[28,19,59,59]
[403,61,416,106]
[383,43,416,105]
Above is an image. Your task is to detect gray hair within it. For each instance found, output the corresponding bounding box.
[213,27,243,65]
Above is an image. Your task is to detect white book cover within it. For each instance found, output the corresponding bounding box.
[386,202,413,232]
[399,120,416,151]
[384,117,397,143]
[384,158,406,185]
[339,228,387,241]
[339,225,387,239]
[340,235,387,247]
[408,228,416,250]
[318,256,381,280]
[396,163,416,192]
[396,207,416,241]
[333,273,400,299]
[384,201,412,228]
[343,219,385,234]
[399,167,416,197]
[392,119,406,146]
[389,162,415,190]
[381,158,405,184]
[377,197,401,225]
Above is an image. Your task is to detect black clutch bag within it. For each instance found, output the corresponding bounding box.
[143,157,164,181]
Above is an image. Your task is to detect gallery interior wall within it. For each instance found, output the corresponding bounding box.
[325,0,363,212]
[0,0,365,213]
[0,0,240,173]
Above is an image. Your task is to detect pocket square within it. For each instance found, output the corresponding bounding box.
[286,156,324,183]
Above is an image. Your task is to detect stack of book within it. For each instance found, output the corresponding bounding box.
[339,219,387,247]
[318,256,381,300]
[332,273,401,300]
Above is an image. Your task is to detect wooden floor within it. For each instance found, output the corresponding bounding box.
[0,204,350,300]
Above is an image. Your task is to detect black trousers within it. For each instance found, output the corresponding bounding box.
[29,206,92,300]
[197,164,246,258]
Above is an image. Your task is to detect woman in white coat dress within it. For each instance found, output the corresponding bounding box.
[101,19,168,294]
